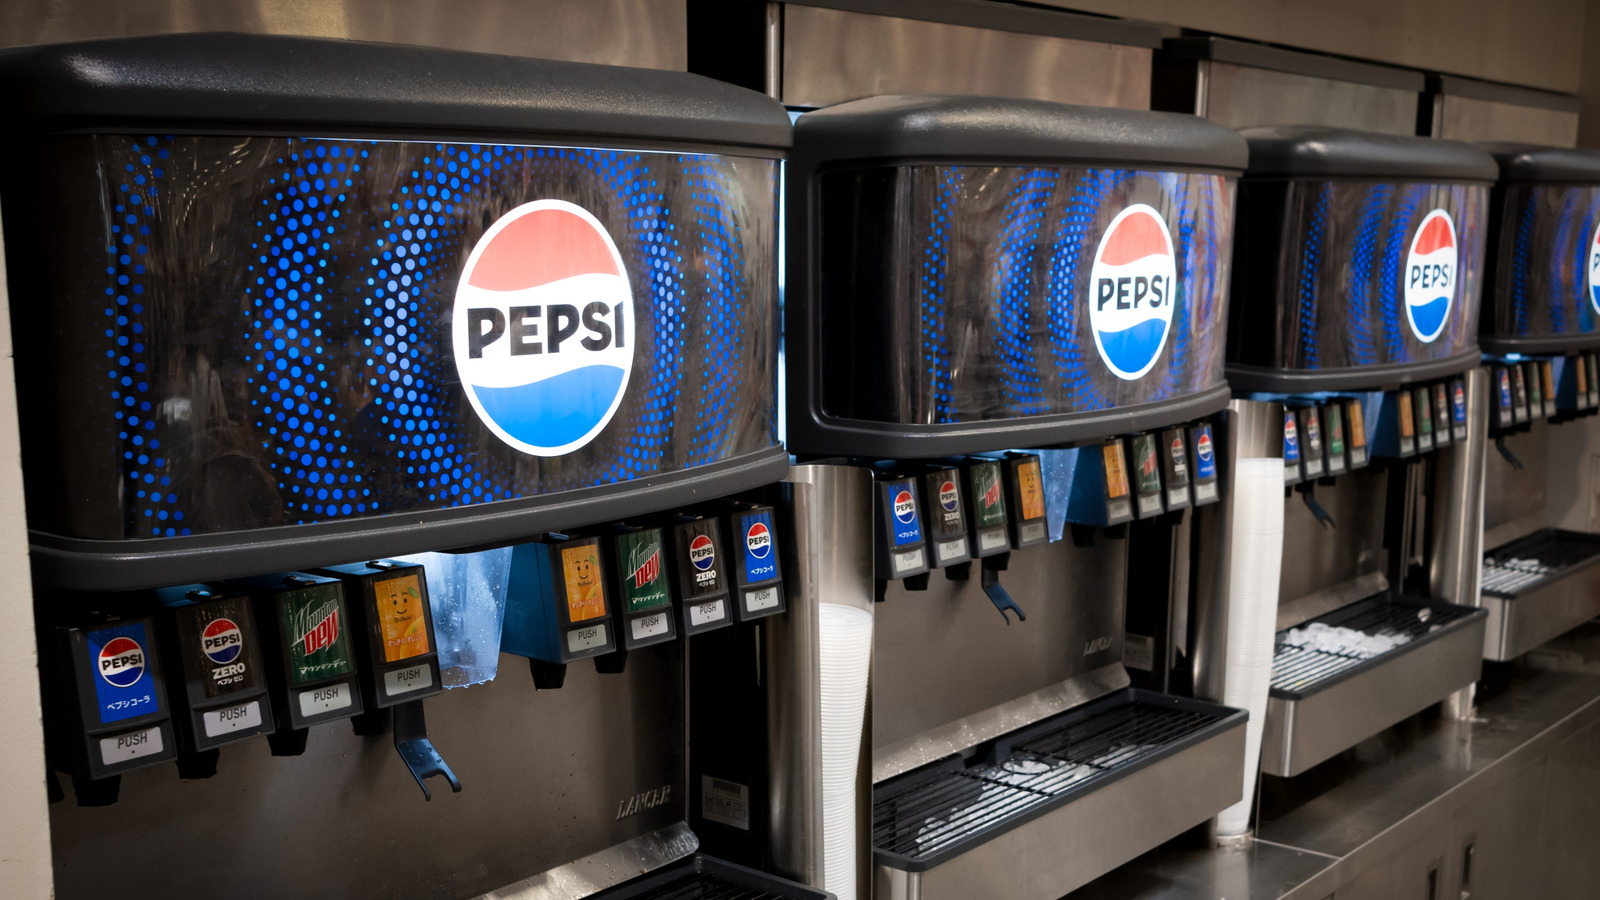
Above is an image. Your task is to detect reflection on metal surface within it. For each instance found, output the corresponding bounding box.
[780,6,1151,109]
[1204,61,1418,135]
[1436,96,1579,148]
[871,664,1130,783]
[1276,470,1389,617]
[475,822,699,900]
[1,0,688,69]
[871,537,1129,770]
[1480,538,1600,661]
[1430,367,1487,609]
[1276,572,1390,633]
[1482,422,1549,544]
[768,463,873,890]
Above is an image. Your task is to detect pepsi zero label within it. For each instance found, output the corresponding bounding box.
[88,623,159,725]
[737,510,780,584]
[674,519,725,600]
[176,596,262,700]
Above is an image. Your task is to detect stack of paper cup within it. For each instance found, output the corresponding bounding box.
[1216,457,1285,837]
[818,602,874,900]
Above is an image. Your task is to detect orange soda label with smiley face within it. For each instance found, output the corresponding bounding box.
[561,544,607,622]
[375,573,430,663]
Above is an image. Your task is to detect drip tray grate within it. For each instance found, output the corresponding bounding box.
[590,855,831,900]
[873,691,1237,865]
[1271,593,1479,696]
[1482,528,1600,598]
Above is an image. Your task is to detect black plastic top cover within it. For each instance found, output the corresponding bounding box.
[0,32,791,150]
[793,94,1248,171]
[1241,126,1498,182]
[1480,143,1600,185]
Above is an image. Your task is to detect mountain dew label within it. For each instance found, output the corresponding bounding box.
[281,583,354,684]
[1326,404,1345,456]
[620,529,671,613]
[374,573,430,663]
[971,463,1007,527]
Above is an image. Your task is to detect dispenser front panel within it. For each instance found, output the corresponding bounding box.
[1230,179,1489,373]
[815,165,1235,425]
[1485,183,1600,344]
[17,135,778,541]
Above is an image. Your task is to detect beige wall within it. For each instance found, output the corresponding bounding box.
[1045,0,1587,95]
[1581,0,1600,148]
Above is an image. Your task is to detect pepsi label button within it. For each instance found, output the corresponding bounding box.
[689,600,726,627]
[566,624,608,653]
[745,587,780,612]
[1195,482,1218,503]
[893,548,925,575]
[100,726,163,766]
[297,682,352,717]
[936,539,967,564]
[202,700,262,738]
[631,613,669,641]
[980,530,1009,552]
[383,664,434,697]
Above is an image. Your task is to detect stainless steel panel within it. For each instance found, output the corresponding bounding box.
[871,538,1129,755]
[1260,612,1487,777]
[779,6,1151,110]
[1537,720,1600,898]
[769,463,874,891]
[1482,563,1600,661]
[1443,753,1548,900]
[1277,469,1389,611]
[876,716,1246,900]
[1431,367,1488,607]
[1483,422,1550,541]
[871,664,1129,783]
[1276,572,1389,633]
[1192,399,1284,704]
[49,650,687,900]
[476,823,699,900]
[2,0,687,69]
[1437,95,1580,148]
[1203,61,1418,134]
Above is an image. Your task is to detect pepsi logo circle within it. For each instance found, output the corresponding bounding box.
[1588,224,1600,316]
[1403,210,1457,344]
[689,535,716,571]
[98,636,146,689]
[893,490,916,524]
[1197,433,1213,462]
[939,480,958,512]
[453,200,635,456]
[745,522,772,560]
[201,618,244,665]
[1089,204,1177,380]
[1171,437,1186,468]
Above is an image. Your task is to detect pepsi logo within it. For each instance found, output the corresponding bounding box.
[1171,437,1187,469]
[1404,210,1456,344]
[939,480,959,512]
[1284,417,1298,447]
[1589,225,1600,316]
[689,535,716,571]
[1089,204,1177,380]
[1453,383,1466,420]
[453,200,635,456]
[745,522,772,560]
[1500,370,1514,405]
[98,636,146,689]
[201,618,244,666]
[1197,433,1213,462]
[893,489,917,525]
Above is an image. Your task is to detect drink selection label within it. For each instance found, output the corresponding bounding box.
[972,463,1007,526]
[1016,458,1046,520]
[374,573,430,663]
[1103,443,1130,498]
[281,583,355,685]
[560,544,607,623]
[619,529,671,613]
[88,622,159,725]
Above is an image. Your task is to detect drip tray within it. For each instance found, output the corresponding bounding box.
[1262,593,1485,777]
[1480,528,1600,661]
[873,689,1245,900]
[590,855,833,900]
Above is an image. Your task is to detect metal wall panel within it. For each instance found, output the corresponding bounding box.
[1,0,687,69]
[1437,95,1581,147]
[780,5,1151,110]
[1205,61,1419,135]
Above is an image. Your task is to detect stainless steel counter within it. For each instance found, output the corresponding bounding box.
[1066,623,1600,900]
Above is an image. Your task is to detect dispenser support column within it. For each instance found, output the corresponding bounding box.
[1431,367,1488,719]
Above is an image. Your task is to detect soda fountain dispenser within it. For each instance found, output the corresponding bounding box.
[785,94,1250,900]
[1475,144,1600,661]
[1215,126,1497,779]
[1,32,821,899]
